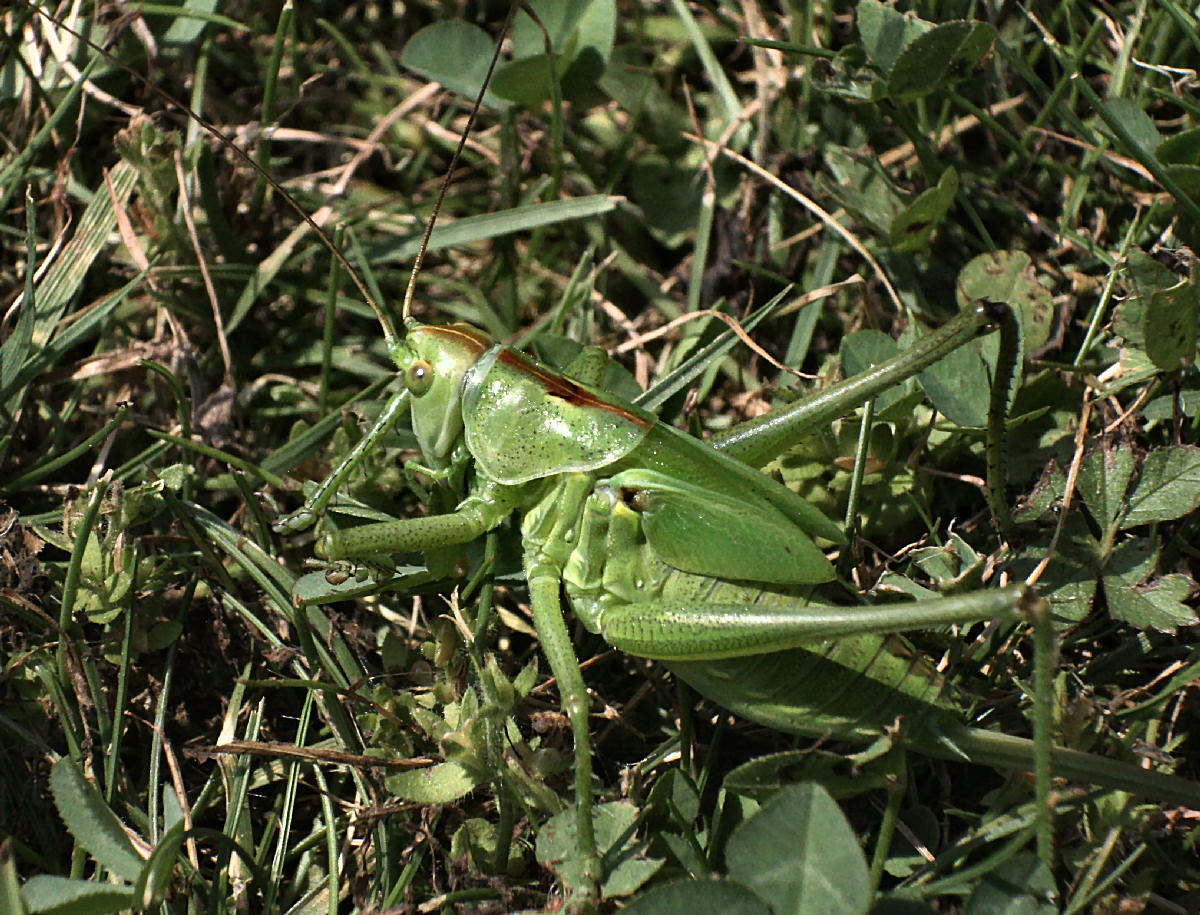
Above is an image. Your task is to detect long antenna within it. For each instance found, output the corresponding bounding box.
[400,2,521,324]
[23,3,402,344]
[25,3,524,346]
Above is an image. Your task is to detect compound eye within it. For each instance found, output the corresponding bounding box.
[406,360,434,396]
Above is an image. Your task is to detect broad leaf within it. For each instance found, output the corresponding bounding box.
[538,802,664,901]
[1123,445,1200,527]
[1095,98,1163,156]
[1144,281,1198,370]
[1077,447,1134,543]
[385,761,486,804]
[623,879,769,915]
[401,21,507,108]
[1157,127,1200,166]
[726,783,870,915]
[890,167,959,252]
[889,22,987,100]
[49,759,143,883]
[1104,539,1195,631]
[20,876,134,915]
[963,853,1057,914]
[856,0,931,74]
[919,330,990,427]
[957,250,1054,353]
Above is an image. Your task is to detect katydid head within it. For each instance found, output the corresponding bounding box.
[395,321,493,466]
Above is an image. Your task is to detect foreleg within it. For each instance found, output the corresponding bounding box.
[273,387,410,533]
[317,486,520,560]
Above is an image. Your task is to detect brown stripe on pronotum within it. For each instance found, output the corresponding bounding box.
[496,348,654,426]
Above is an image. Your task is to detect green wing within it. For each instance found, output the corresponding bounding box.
[606,469,836,584]
[614,422,846,547]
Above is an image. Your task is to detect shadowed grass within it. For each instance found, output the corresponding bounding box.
[2,1,1198,912]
